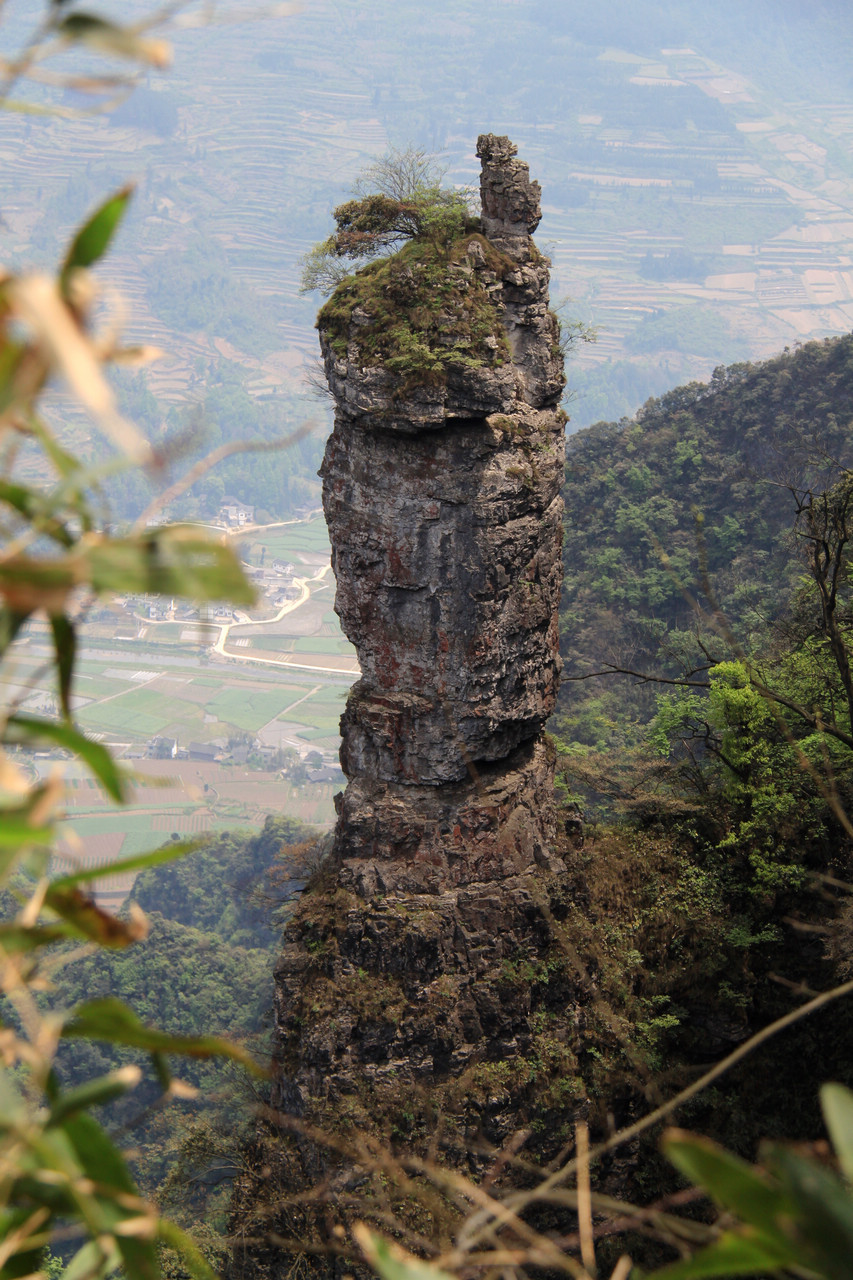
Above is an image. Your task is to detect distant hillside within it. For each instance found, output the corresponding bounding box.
[4,0,853,444]
[40,815,320,1244]
[549,332,853,1168]
[554,332,853,750]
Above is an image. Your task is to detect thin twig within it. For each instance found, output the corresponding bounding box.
[133,425,315,530]
[576,1123,596,1279]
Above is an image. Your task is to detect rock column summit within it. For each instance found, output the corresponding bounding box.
[319,133,566,897]
[234,139,580,1268]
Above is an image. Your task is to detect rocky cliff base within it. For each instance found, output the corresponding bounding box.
[231,828,588,1278]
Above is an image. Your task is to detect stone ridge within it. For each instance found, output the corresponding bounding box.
[231,138,581,1276]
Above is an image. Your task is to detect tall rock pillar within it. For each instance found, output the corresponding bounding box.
[320,132,566,896]
[233,139,581,1271]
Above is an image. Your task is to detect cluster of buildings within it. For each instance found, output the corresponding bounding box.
[137,735,343,784]
[217,497,255,527]
[139,735,267,763]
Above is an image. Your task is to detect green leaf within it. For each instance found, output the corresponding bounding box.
[0,608,31,658]
[49,613,76,718]
[48,1066,141,1126]
[0,923,73,952]
[0,336,26,418]
[662,1131,794,1246]
[62,1113,159,1280]
[85,529,255,604]
[64,1110,137,1194]
[0,480,75,548]
[30,418,83,483]
[767,1144,853,1280]
[43,885,146,949]
[0,807,54,863]
[63,998,268,1076]
[61,185,133,285]
[50,840,199,891]
[0,1207,47,1280]
[158,1220,219,1280]
[151,1051,171,1093]
[6,714,126,802]
[0,530,253,615]
[822,1083,853,1183]
[643,1230,795,1279]
[0,1070,27,1131]
[62,1240,117,1280]
[0,556,75,615]
[355,1228,457,1280]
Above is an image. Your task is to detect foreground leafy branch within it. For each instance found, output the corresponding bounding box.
[0,10,267,1278]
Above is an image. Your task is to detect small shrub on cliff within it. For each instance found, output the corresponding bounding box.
[300,147,477,296]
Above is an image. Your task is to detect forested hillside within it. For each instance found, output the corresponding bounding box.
[36,817,319,1262]
[548,333,853,1168]
[556,334,853,751]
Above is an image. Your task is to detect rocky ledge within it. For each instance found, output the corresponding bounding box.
[231,137,583,1278]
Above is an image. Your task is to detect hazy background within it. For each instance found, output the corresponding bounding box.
[1,0,852,507]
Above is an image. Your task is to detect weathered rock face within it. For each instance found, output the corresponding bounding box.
[231,138,582,1276]
[320,134,565,803]
[324,408,564,787]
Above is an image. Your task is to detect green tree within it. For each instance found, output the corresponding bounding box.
[300,147,477,295]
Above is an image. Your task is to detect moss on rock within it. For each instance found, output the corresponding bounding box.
[318,234,512,388]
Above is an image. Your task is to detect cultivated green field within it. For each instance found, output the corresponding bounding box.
[77,695,170,736]
[291,637,348,655]
[241,522,332,564]
[204,686,306,732]
[277,686,347,736]
[58,813,175,858]
[10,516,353,901]
[239,633,351,655]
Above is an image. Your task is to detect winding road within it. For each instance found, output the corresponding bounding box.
[211,562,359,677]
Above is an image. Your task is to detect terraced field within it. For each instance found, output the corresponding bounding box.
[5,1,853,440]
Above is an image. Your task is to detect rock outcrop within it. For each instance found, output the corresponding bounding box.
[232,138,583,1276]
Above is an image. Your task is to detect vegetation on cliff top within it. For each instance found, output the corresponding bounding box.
[301,147,478,295]
[304,148,516,389]
[317,234,512,384]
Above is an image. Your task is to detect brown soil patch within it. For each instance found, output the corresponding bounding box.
[53,830,125,870]
[151,812,213,832]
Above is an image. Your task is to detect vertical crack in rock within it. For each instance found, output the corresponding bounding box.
[232,138,582,1272]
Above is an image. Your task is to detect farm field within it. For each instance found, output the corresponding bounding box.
[240,521,334,563]
[48,757,339,906]
[10,516,355,902]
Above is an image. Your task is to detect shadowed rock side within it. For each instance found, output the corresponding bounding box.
[230,138,583,1278]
